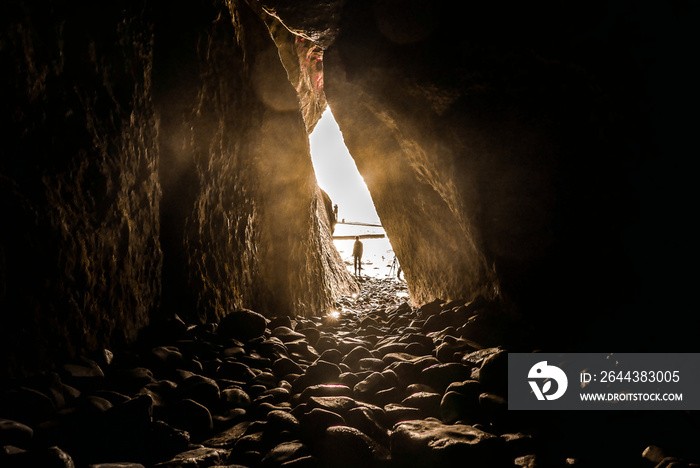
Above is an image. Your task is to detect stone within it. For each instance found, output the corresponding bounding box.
[446,379,483,397]
[297,328,321,347]
[217,361,257,383]
[440,390,480,424]
[299,384,353,402]
[314,337,338,353]
[514,454,539,468]
[404,342,433,357]
[273,326,308,343]
[398,333,434,349]
[177,375,221,410]
[153,446,228,467]
[253,371,278,389]
[221,387,251,409]
[405,383,437,394]
[642,445,667,465]
[299,408,346,441]
[280,455,318,468]
[148,346,184,374]
[291,361,341,392]
[382,404,423,427]
[479,392,507,411]
[203,421,251,449]
[401,392,442,418]
[285,341,320,362]
[307,396,358,415]
[373,387,401,407]
[391,420,506,468]
[385,361,421,388]
[108,368,156,395]
[420,363,473,392]
[234,431,265,454]
[0,387,56,424]
[341,346,373,370]
[353,372,391,400]
[261,441,309,467]
[344,407,390,447]
[167,399,213,439]
[217,309,268,342]
[25,446,76,468]
[0,419,33,448]
[317,349,343,364]
[358,358,385,371]
[338,372,361,389]
[478,350,509,396]
[77,395,114,419]
[501,432,535,458]
[266,410,301,435]
[373,343,408,358]
[319,426,389,468]
[260,387,291,404]
[272,357,304,378]
[423,309,466,333]
[418,299,445,319]
[148,420,191,461]
[61,358,105,391]
[212,408,247,431]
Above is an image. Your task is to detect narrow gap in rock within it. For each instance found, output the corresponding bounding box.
[309,106,408,310]
[309,106,408,320]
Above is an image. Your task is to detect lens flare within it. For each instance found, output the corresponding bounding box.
[328,310,340,320]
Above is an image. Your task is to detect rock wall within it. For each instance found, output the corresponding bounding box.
[0,0,353,378]
[153,0,353,324]
[271,0,700,350]
[0,2,161,376]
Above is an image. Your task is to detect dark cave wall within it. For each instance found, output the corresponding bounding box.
[0,0,353,377]
[277,0,700,350]
[322,0,626,312]
[0,2,161,376]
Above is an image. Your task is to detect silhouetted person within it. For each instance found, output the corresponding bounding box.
[333,204,338,220]
[352,236,363,276]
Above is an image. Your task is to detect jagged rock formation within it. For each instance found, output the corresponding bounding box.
[152,0,352,324]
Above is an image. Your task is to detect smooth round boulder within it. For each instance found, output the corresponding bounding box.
[217,309,268,342]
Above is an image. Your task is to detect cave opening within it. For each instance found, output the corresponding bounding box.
[309,106,400,280]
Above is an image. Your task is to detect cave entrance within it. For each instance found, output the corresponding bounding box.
[309,107,399,279]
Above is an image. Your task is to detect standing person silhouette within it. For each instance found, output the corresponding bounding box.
[352,236,363,276]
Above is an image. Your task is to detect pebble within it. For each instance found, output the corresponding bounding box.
[0,278,690,467]
[217,309,268,342]
[319,426,389,468]
[391,419,506,467]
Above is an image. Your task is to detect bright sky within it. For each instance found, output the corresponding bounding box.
[309,108,380,225]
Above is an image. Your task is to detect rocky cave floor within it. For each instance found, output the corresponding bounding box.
[1,277,698,468]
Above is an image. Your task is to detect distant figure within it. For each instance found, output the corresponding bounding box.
[333,204,338,220]
[352,236,363,276]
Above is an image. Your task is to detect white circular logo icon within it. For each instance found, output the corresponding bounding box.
[528,361,568,400]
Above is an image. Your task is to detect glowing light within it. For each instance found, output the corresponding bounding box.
[309,108,379,224]
[351,293,358,299]
[328,310,340,320]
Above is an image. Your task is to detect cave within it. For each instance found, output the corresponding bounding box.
[1,0,699,467]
